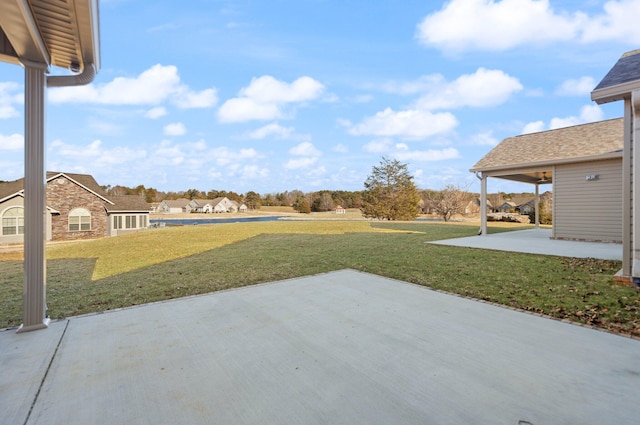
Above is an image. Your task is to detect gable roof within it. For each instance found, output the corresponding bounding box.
[471,118,623,173]
[47,172,113,204]
[105,195,150,213]
[161,198,190,208]
[592,49,640,104]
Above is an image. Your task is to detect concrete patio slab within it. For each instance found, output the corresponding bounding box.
[2,269,638,425]
[429,228,622,260]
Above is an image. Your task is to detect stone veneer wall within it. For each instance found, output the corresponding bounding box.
[46,176,108,241]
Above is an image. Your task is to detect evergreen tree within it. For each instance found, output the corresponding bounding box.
[361,157,420,220]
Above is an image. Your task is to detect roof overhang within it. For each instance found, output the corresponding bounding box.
[0,0,100,73]
[471,150,623,184]
[591,49,640,105]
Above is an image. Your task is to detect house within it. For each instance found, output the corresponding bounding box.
[471,118,623,243]
[0,172,150,243]
[591,49,640,284]
[332,205,346,214]
[210,197,238,213]
[157,198,190,214]
[497,201,517,213]
[186,199,214,213]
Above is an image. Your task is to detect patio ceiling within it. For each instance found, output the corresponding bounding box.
[0,0,100,72]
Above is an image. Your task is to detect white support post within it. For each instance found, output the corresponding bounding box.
[534,184,540,229]
[17,61,49,333]
[631,90,640,281]
[479,173,487,236]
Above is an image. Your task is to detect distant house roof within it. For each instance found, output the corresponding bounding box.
[470,118,623,179]
[0,172,149,213]
[162,198,190,208]
[0,171,113,204]
[592,49,640,104]
[106,195,150,213]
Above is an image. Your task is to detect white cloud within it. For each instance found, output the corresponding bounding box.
[174,88,218,108]
[348,108,458,139]
[164,122,186,136]
[218,97,282,123]
[218,75,324,123]
[556,76,596,96]
[247,122,295,139]
[0,133,23,150]
[469,131,499,146]
[284,157,318,170]
[363,139,460,162]
[549,104,604,129]
[0,82,22,119]
[48,64,217,109]
[416,0,580,51]
[145,107,167,119]
[522,120,545,134]
[416,0,640,52]
[581,0,640,44]
[240,75,324,103]
[289,141,321,156]
[414,68,522,110]
[522,104,604,133]
[49,139,147,165]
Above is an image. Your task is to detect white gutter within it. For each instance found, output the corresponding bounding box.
[47,63,96,87]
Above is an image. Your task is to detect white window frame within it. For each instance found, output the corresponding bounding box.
[69,208,91,231]
[1,206,25,236]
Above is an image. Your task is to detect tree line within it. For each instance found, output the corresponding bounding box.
[101,157,539,221]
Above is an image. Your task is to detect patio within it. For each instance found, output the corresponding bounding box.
[429,228,622,261]
[2,269,638,425]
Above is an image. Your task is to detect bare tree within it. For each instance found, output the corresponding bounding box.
[426,184,472,222]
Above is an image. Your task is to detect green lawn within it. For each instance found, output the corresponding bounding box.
[1,221,638,337]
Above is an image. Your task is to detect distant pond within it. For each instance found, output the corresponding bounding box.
[150,216,445,227]
[150,216,286,227]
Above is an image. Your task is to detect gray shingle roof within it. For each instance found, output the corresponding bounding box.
[470,118,623,172]
[592,50,640,104]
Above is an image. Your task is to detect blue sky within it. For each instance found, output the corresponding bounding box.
[0,0,638,195]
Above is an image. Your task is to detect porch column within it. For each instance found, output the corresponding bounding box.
[534,184,539,229]
[17,61,49,333]
[622,99,632,277]
[631,90,640,280]
[479,173,487,236]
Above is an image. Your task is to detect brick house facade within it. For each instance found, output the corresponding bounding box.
[0,172,150,243]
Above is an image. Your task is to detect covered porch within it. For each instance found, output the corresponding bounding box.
[470,119,624,242]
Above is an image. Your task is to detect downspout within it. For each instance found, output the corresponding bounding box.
[47,63,96,87]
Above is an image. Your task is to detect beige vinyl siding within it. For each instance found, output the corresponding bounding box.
[554,159,622,242]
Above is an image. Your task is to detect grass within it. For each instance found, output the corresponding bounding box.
[1,221,637,337]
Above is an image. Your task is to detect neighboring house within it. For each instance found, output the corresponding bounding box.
[187,199,214,213]
[497,201,517,213]
[332,205,346,214]
[471,118,623,243]
[0,172,150,243]
[106,195,152,236]
[210,197,238,213]
[515,200,536,215]
[465,199,492,215]
[157,198,190,214]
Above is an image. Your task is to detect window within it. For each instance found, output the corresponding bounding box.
[125,215,137,229]
[69,208,91,231]
[2,206,24,235]
[113,215,122,230]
